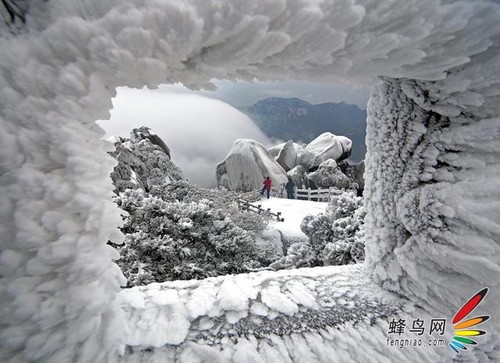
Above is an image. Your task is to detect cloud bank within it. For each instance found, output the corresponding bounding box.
[98,87,272,187]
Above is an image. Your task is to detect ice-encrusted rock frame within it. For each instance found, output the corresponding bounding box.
[1,0,499,362]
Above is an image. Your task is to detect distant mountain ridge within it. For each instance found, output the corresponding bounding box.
[241,97,367,161]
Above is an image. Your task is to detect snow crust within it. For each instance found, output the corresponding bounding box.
[1,0,499,361]
[119,265,446,362]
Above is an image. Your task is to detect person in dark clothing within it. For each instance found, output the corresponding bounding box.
[285,177,295,199]
[261,176,272,199]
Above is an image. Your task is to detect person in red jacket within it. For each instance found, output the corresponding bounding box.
[261,176,272,199]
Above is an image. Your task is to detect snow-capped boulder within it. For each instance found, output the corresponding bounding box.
[308,159,351,189]
[216,139,288,192]
[109,127,184,192]
[275,140,297,171]
[306,132,352,167]
[287,165,310,189]
[318,159,338,170]
[131,126,171,158]
[295,144,317,170]
[267,143,284,158]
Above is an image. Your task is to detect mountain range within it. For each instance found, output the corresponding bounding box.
[241,97,367,161]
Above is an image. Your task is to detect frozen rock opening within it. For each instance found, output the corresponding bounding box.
[1,0,499,361]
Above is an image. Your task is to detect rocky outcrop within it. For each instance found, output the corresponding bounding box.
[287,165,310,189]
[131,126,171,158]
[109,127,184,193]
[308,159,351,189]
[295,144,317,170]
[218,133,360,193]
[275,140,298,171]
[306,132,352,167]
[216,139,288,192]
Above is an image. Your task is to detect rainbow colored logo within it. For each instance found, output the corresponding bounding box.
[449,288,490,353]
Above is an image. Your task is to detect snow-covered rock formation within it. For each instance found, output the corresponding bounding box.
[287,165,310,189]
[275,140,298,172]
[306,133,352,167]
[218,134,354,192]
[268,133,353,172]
[216,139,288,192]
[1,0,499,362]
[110,127,184,192]
[308,159,351,190]
[295,144,317,170]
[244,97,367,161]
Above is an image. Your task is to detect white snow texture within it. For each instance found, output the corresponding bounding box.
[1,0,499,362]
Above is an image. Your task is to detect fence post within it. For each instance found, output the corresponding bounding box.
[294,186,297,199]
[308,188,311,201]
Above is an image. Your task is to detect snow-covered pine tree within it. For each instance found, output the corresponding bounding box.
[107,128,278,285]
[307,191,366,265]
[114,189,270,285]
[270,191,365,270]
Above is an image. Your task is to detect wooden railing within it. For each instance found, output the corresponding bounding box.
[294,187,344,202]
[236,199,285,222]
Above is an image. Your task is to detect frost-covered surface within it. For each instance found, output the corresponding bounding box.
[119,265,446,362]
[301,192,366,266]
[306,133,352,167]
[220,133,356,192]
[113,188,275,286]
[109,127,184,193]
[364,76,500,343]
[216,139,288,192]
[308,159,352,190]
[1,0,500,361]
[275,140,298,171]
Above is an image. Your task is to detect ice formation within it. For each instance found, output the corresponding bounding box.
[1,0,499,362]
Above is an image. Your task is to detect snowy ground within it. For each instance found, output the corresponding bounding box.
[118,264,446,362]
[256,197,328,239]
[120,265,451,363]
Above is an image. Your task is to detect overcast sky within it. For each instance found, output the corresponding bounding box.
[98,80,371,188]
